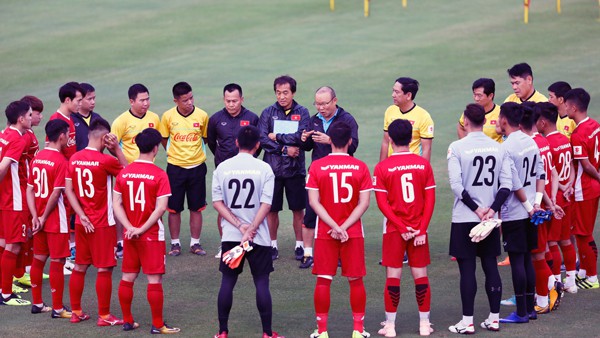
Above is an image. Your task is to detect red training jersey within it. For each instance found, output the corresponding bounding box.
[373,151,436,233]
[48,111,76,159]
[66,147,123,228]
[27,148,68,233]
[0,127,28,211]
[533,133,555,200]
[546,131,573,207]
[571,117,600,201]
[114,160,171,241]
[305,153,372,239]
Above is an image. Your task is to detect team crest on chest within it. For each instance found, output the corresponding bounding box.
[149,122,155,128]
[240,120,249,126]
[291,115,301,121]
[193,122,200,128]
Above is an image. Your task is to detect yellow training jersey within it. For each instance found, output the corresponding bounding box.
[159,106,209,167]
[556,114,576,139]
[111,110,160,163]
[459,104,503,143]
[383,104,434,156]
[504,90,547,103]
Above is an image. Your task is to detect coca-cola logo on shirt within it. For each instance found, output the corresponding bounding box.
[67,137,76,147]
[173,133,200,142]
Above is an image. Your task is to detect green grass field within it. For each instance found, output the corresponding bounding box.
[1,0,600,337]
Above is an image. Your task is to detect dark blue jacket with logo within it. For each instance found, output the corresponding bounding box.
[300,106,359,162]
[207,107,259,167]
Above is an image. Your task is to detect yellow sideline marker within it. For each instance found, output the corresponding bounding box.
[557,0,561,13]
[524,0,530,24]
[403,0,407,8]
[330,0,334,11]
[365,0,369,17]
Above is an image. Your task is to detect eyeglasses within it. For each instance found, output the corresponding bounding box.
[313,97,335,108]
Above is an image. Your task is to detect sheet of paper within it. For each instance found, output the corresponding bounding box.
[273,120,299,134]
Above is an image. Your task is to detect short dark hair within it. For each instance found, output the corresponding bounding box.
[273,75,297,93]
[172,82,192,99]
[59,82,83,103]
[237,125,260,151]
[499,102,524,128]
[395,77,419,100]
[5,100,30,125]
[329,122,352,148]
[128,83,149,101]
[564,88,590,112]
[388,119,412,146]
[45,119,70,142]
[463,103,486,127]
[547,81,571,99]
[507,63,533,79]
[79,83,96,97]
[472,78,495,96]
[534,102,558,125]
[519,102,536,131]
[135,128,162,154]
[223,83,243,96]
[20,95,44,113]
[89,118,111,134]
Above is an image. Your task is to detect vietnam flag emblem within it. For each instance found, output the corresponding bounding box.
[193,122,200,128]
[240,120,249,126]
[291,114,301,121]
[148,123,154,128]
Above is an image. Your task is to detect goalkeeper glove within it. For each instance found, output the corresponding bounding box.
[222,241,254,269]
[469,218,502,243]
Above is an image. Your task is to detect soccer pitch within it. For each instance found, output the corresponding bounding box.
[1,0,599,337]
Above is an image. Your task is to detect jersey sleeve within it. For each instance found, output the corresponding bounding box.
[260,167,275,205]
[156,171,171,198]
[159,113,170,138]
[54,160,67,189]
[458,113,465,127]
[372,164,387,192]
[498,150,513,190]
[201,112,209,138]
[359,163,372,192]
[111,116,125,143]
[103,155,124,177]
[114,176,123,195]
[382,107,393,132]
[3,138,25,162]
[571,133,587,159]
[447,143,464,198]
[306,165,319,190]
[211,169,223,202]
[535,149,545,180]
[419,112,434,139]
[425,162,436,188]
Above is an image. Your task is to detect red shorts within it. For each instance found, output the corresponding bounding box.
[382,231,430,268]
[1,210,30,244]
[548,205,572,241]
[75,224,117,268]
[313,238,365,278]
[573,197,599,236]
[122,240,165,275]
[531,222,549,254]
[33,231,70,259]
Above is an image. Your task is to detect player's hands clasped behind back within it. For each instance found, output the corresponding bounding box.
[328,225,348,242]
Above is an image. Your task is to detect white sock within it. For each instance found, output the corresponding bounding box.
[295,241,303,249]
[271,240,278,249]
[578,269,587,279]
[69,241,76,249]
[2,293,11,299]
[419,311,430,321]
[25,266,31,274]
[190,238,200,247]
[462,315,473,326]
[566,271,576,286]
[548,275,556,291]
[587,275,598,283]
[171,239,181,246]
[304,247,313,257]
[537,295,549,308]
[488,313,499,322]
[554,274,561,282]
[385,312,396,323]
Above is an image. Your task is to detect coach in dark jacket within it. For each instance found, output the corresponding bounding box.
[258,75,310,261]
[73,83,104,150]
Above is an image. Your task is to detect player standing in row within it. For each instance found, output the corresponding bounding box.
[307,122,371,338]
[72,83,104,150]
[447,104,511,334]
[379,77,434,162]
[113,128,180,334]
[0,101,34,305]
[48,82,82,159]
[26,119,71,317]
[457,78,502,142]
[375,119,435,337]
[111,83,160,164]
[65,119,127,326]
[565,88,600,289]
[547,81,576,138]
[207,83,259,259]
[212,126,284,338]
[159,82,209,257]
[496,102,545,323]
[298,86,359,269]
[534,102,578,293]
[259,75,310,260]
[504,63,548,104]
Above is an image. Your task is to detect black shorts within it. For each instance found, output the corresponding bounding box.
[303,193,317,229]
[271,175,306,212]
[449,222,501,259]
[219,241,274,276]
[166,163,207,213]
[501,219,538,253]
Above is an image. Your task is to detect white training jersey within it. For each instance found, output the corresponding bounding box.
[212,152,275,247]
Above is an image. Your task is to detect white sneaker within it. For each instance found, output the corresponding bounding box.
[448,321,474,334]
[214,247,222,259]
[378,321,396,337]
[480,319,499,332]
[63,260,74,275]
[563,283,577,294]
[419,320,433,336]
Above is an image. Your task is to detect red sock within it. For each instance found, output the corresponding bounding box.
[0,246,4,289]
[49,261,65,310]
[576,235,594,274]
[147,283,164,328]
[587,237,598,276]
[118,280,134,324]
[349,278,366,331]
[384,278,401,312]
[96,271,113,316]
[2,250,18,296]
[314,277,332,333]
[30,258,45,304]
[69,270,86,312]
[14,248,26,279]
[414,277,431,312]
[560,243,577,272]
[25,243,34,267]
[549,245,562,275]
[533,259,551,296]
